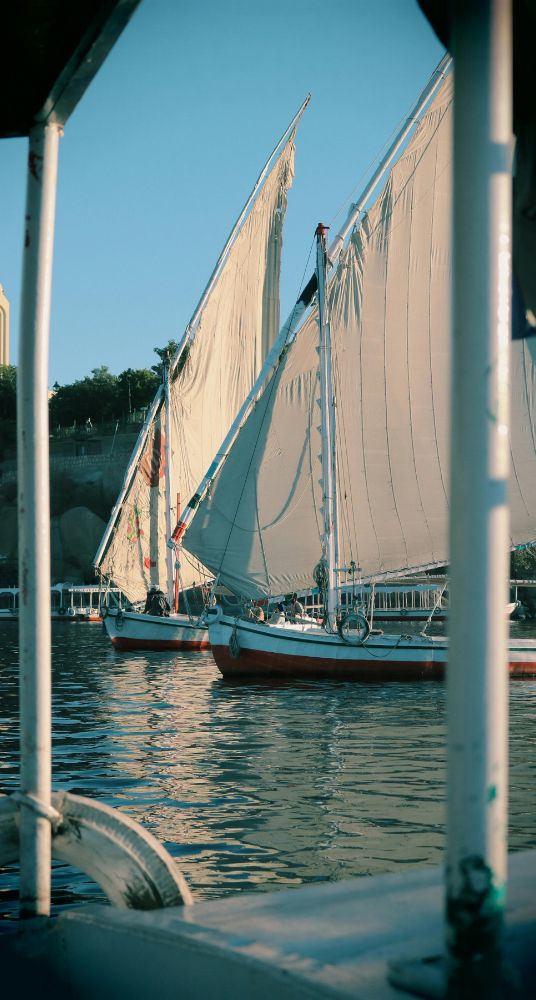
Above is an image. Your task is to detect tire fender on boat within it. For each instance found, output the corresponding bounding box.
[229,623,241,659]
[0,791,192,909]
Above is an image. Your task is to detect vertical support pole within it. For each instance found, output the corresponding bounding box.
[447,0,512,994]
[174,494,181,613]
[17,121,62,918]
[163,361,175,604]
[315,223,339,630]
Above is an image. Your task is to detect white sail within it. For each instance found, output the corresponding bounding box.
[96,136,295,603]
[185,73,536,599]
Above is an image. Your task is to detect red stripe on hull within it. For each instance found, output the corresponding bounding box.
[509,661,536,677]
[111,637,210,651]
[211,645,536,680]
[211,644,445,681]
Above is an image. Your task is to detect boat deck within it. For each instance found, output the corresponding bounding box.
[2,850,534,998]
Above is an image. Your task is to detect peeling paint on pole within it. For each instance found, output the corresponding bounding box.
[446,0,512,993]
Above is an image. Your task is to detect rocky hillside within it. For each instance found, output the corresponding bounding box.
[0,474,111,586]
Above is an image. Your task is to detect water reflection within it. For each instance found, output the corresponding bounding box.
[0,621,535,921]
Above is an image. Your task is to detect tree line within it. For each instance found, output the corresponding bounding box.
[0,340,180,430]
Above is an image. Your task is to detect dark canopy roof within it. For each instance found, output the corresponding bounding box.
[0,0,141,139]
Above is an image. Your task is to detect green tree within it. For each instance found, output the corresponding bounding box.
[0,365,17,420]
[511,546,536,579]
[49,367,119,427]
[152,340,182,380]
[117,368,159,415]
[48,347,189,430]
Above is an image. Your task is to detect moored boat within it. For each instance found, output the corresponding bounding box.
[291,581,522,622]
[208,608,536,680]
[103,606,209,650]
[179,78,536,683]
[0,583,125,622]
[94,102,307,649]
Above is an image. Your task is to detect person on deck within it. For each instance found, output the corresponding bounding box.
[144,586,171,617]
[284,593,304,621]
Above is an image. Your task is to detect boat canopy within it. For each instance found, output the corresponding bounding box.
[1,2,141,138]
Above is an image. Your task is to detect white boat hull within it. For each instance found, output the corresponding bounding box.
[208,612,536,680]
[103,609,209,651]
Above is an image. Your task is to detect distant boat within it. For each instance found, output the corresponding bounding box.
[0,583,125,622]
[94,101,307,650]
[344,583,520,622]
[181,72,536,681]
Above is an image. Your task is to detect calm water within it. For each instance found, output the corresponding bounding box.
[1,620,535,924]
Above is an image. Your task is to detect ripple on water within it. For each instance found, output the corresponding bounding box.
[0,622,535,922]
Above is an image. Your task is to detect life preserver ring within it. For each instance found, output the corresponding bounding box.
[337,611,370,644]
[0,791,191,909]
[67,607,76,617]
[58,606,67,616]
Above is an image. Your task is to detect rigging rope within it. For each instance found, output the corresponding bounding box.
[419,581,448,636]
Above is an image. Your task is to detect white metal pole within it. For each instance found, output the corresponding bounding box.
[316,224,338,630]
[17,121,62,918]
[447,0,512,992]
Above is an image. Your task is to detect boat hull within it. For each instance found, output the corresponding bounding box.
[208,614,536,680]
[103,609,209,650]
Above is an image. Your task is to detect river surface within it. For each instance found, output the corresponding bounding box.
[1,620,535,924]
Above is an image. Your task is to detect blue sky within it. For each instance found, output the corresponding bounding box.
[0,0,443,386]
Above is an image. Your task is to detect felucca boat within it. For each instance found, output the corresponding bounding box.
[94,100,307,650]
[177,68,536,680]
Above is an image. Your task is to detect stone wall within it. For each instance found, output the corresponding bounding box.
[0,449,134,585]
[0,451,133,494]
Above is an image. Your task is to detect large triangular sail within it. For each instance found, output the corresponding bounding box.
[184,72,536,599]
[95,116,299,603]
